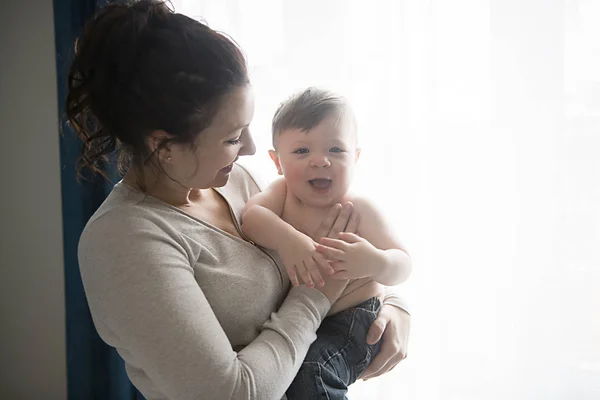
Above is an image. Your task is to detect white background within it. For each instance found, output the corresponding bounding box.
[171,1,600,399]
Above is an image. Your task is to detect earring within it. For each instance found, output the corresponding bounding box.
[166,156,172,162]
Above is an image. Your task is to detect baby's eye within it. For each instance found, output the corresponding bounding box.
[293,148,309,154]
[329,147,344,153]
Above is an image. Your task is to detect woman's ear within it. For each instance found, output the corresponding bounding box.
[148,130,173,163]
[268,149,283,175]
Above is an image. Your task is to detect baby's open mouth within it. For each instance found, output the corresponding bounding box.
[309,179,332,190]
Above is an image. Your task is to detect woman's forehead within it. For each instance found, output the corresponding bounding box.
[215,86,255,130]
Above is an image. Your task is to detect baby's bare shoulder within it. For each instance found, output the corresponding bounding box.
[344,194,378,213]
[343,194,386,233]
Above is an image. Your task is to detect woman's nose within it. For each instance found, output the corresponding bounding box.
[239,129,256,156]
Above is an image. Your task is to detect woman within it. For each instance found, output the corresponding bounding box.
[71,1,410,399]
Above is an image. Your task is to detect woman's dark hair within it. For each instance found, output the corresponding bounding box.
[66,0,248,186]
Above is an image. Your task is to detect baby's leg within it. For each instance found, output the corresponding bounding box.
[286,297,382,400]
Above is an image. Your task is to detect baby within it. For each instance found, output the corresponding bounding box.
[241,87,411,400]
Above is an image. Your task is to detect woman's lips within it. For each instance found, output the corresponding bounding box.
[221,158,239,174]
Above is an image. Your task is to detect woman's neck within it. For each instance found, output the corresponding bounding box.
[122,168,211,207]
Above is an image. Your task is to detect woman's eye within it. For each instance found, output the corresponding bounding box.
[227,138,242,145]
[293,148,309,154]
[329,147,344,153]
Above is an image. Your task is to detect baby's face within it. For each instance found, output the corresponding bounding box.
[270,117,359,208]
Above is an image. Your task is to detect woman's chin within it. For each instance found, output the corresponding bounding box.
[212,175,230,188]
[212,165,234,187]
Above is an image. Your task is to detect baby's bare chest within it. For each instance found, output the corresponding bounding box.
[281,194,361,239]
[281,207,323,239]
[281,202,331,239]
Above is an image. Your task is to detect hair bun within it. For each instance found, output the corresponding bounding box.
[66,0,248,184]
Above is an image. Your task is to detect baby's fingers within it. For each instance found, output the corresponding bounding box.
[315,243,346,261]
[313,252,334,276]
[297,263,315,288]
[287,266,300,287]
[307,263,325,287]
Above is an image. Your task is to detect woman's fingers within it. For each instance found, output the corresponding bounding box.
[362,355,403,380]
[313,203,342,240]
[360,304,410,380]
[360,343,392,379]
[360,312,390,378]
[366,316,386,344]
[313,202,355,240]
[345,209,360,234]
[329,202,353,237]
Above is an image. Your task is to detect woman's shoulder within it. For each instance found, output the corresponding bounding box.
[85,182,157,221]
[79,182,183,250]
[77,183,199,289]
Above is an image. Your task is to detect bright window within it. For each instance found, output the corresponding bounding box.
[172,1,600,398]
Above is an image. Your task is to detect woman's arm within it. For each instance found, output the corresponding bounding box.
[79,215,331,400]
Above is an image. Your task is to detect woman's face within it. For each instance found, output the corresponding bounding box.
[165,85,256,189]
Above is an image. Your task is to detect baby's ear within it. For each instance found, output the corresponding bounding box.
[268,150,284,175]
[355,148,361,163]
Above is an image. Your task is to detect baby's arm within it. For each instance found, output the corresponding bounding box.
[316,197,411,286]
[240,178,289,247]
[355,198,411,285]
[241,179,331,287]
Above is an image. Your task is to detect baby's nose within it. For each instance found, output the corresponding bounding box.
[310,155,331,168]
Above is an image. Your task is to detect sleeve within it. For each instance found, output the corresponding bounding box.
[382,286,411,316]
[78,215,330,400]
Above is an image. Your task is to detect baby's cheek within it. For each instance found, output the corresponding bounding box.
[337,171,355,193]
[283,165,306,183]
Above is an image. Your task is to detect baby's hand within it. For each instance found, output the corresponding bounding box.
[278,232,333,288]
[316,232,385,280]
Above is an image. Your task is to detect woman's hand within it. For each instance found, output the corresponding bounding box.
[310,202,357,303]
[311,202,359,241]
[360,304,410,380]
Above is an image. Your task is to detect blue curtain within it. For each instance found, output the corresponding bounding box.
[53,1,144,399]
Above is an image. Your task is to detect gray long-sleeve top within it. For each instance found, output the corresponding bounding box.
[78,165,331,400]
